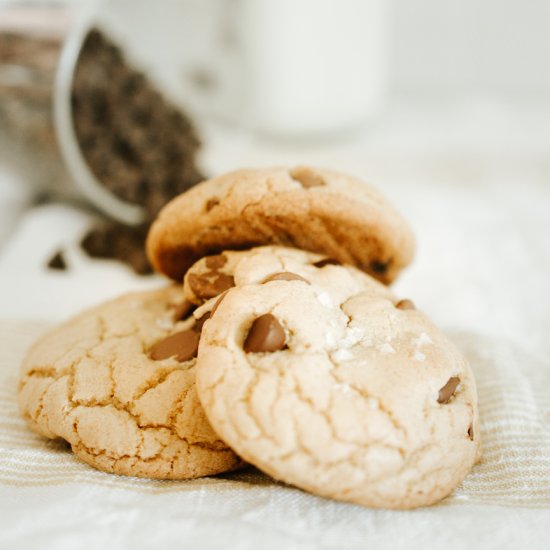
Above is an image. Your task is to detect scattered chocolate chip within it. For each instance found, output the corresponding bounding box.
[210,292,228,317]
[125,249,151,275]
[188,272,235,300]
[73,29,203,217]
[313,258,340,268]
[468,424,474,440]
[290,167,326,188]
[193,312,211,332]
[438,377,460,404]
[244,314,286,353]
[172,300,196,322]
[150,329,200,362]
[370,260,389,275]
[263,272,310,284]
[80,223,153,275]
[396,299,416,311]
[205,198,220,211]
[72,29,203,276]
[205,254,228,269]
[3,28,204,279]
[47,250,67,271]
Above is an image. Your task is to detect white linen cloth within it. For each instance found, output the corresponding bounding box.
[1,112,550,547]
[1,315,550,550]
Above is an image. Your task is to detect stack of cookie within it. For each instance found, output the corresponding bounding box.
[19,166,479,509]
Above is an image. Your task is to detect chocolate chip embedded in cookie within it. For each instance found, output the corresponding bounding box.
[186,253,236,302]
[438,377,460,404]
[187,272,235,301]
[205,254,228,269]
[146,166,415,284]
[243,314,286,353]
[18,286,241,480]
[150,329,200,362]
[195,282,479,509]
[395,299,416,311]
[172,299,196,321]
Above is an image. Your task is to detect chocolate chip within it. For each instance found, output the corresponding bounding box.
[188,272,235,300]
[438,377,460,404]
[73,29,203,217]
[193,312,211,332]
[47,250,67,271]
[244,314,286,353]
[313,258,340,268]
[205,254,227,269]
[290,167,326,188]
[80,223,153,275]
[205,198,220,211]
[172,300,196,322]
[370,260,389,275]
[125,249,151,275]
[212,272,235,294]
[263,272,309,284]
[396,299,416,311]
[150,329,200,362]
[468,424,474,440]
[71,28,203,277]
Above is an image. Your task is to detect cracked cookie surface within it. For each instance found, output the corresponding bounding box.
[196,282,479,509]
[146,166,415,284]
[18,286,241,479]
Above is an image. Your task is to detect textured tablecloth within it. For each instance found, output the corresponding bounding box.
[1,318,550,549]
[1,113,550,548]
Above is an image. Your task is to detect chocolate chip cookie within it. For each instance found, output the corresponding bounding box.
[146,166,415,284]
[182,245,393,307]
[18,286,241,479]
[195,280,479,509]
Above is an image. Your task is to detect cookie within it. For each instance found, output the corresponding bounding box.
[146,166,415,284]
[182,245,393,307]
[18,286,241,479]
[195,281,479,509]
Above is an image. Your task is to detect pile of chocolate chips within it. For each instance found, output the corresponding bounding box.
[49,29,203,274]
